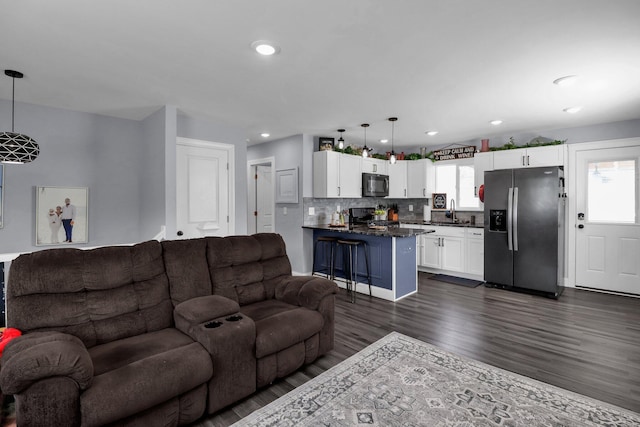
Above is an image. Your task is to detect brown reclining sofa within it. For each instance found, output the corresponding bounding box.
[0,233,338,426]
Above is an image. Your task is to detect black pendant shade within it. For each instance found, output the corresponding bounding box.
[1,70,39,164]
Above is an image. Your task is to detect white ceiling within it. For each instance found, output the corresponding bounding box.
[2,0,640,153]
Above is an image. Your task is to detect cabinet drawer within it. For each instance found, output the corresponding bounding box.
[467,228,484,238]
[428,226,466,238]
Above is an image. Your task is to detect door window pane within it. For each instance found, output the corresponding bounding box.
[587,159,636,223]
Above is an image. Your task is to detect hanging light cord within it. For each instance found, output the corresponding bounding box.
[10,74,15,132]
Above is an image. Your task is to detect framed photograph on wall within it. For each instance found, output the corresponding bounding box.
[318,137,334,151]
[36,186,88,246]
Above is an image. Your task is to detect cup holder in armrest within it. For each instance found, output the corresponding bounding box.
[204,321,223,329]
[225,315,243,322]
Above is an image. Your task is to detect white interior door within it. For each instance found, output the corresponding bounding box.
[575,144,640,294]
[176,140,230,239]
[256,165,273,232]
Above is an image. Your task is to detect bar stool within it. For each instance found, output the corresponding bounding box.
[312,236,338,279]
[336,239,372,303]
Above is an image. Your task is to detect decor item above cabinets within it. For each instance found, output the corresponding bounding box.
[313,151,362,198]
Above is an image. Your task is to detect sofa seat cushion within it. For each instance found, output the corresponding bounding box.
[241,300,324,359]
[82,328,213,426]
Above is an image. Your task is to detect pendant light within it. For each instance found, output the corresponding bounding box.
[337,129,345,149]
[0,70,39,164]
[361,123,370,158]
[388,117,397,164]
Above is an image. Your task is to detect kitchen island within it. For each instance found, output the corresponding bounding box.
[303,224,430,301]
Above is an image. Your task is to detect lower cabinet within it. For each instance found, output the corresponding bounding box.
[465,229,484,276]
[421,227,465,273]
[401,224,484,278]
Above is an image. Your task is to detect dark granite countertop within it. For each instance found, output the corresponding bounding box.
[400,219,484,229]
[303,224,433,237]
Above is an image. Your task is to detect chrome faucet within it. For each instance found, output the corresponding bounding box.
[450,199,456,223]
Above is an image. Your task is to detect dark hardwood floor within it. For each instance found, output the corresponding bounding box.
[195,273,640,426]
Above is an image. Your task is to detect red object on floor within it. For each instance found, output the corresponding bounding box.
[0,328,22,359]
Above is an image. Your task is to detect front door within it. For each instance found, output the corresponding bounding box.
[176,139,232,239]
[575,143,640,294]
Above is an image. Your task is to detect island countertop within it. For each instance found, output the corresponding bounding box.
[303,224,433,237]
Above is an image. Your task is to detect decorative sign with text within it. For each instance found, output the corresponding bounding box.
[432,145,476,161]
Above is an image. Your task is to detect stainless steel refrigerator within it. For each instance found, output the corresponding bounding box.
[484,166,565,297]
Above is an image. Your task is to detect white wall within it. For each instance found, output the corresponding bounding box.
[0,100,248,255]
[248,134,314,273]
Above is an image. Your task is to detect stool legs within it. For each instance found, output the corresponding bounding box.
[337,240,372,303]
[313,238,335,279]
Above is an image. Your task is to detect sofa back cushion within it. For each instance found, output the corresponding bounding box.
[208,234,292,305]
[7,240,172,348]
[163,233,292,307]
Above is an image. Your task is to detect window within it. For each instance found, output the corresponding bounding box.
[587,159,636,223]
[434,159,480,210]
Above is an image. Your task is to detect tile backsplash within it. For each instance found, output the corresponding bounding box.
[303,197,484,226]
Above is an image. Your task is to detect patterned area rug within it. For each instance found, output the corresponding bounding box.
[233,332,640,426]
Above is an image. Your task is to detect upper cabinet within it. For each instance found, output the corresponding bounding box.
[388,161,408,198]
[362,157,388,175]
[473,152,494,196]
[406,159,435,198]
[313,151,362,198]
[493,145,565,170]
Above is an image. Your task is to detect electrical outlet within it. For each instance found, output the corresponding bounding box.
[283,207,287,215]
[309,207,315,215]
[409,205,414,211]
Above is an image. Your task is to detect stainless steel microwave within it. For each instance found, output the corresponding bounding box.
[362,173,389,197]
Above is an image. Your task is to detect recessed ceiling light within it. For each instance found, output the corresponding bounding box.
[261,133,270,138]
[251,40,280,56]
[426,131,438,136]
[563,106,582,114]
[553,75,578,86]
[380,139,388,143]
[490,120,503,126]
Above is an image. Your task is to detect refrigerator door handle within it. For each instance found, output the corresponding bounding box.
[507,187,514,251]
[513,186,519,251]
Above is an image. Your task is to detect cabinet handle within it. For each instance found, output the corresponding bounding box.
[404,189,407,197]
[441,237,444,247]
[338,186,340,196]
[423,188,426,197]
[474,186,477,197]
[527,155,530,166]
[522,156,526,166]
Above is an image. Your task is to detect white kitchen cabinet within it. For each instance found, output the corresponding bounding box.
[473,152,493,197]
[388,161,407,198]
[406,159,435,198]
[421,226,466,273]
[466,228,484,277]
[493,145,564,170]
[362,157,388,175]
[313,151,362,198]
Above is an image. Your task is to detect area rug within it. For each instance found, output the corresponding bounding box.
[431,273,484,288]
[232,332,640,426]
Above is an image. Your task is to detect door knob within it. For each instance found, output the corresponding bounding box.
[578,224,584,229]
[177,230,184,236]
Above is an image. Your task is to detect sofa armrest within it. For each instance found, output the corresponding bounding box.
[275,276,339,310]
[173,295,240,335]
[0,331,93,395]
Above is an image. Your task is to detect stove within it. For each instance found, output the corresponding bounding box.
[348,207,399,228]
